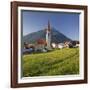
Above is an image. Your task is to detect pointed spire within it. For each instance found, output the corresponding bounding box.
[48,20,51,32]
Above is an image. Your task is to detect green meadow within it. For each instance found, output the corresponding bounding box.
[22,48,79,77]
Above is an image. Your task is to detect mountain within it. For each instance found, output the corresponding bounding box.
[23,28,72,44]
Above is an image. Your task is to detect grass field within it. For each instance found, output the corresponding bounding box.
[22,48,79,77]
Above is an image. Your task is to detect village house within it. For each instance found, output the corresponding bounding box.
[23,42,35,54]
[35,39,47,52]
[64,41,71,48]
[58,43,64,49]
[64,41,80,48]
[51,43,64,49]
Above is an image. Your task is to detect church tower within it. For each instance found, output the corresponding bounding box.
[46,20,51,49]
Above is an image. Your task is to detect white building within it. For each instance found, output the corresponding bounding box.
[51,43,64,49]
[58,43,64,49]
[51,43,56,48]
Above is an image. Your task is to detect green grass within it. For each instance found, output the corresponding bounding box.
[22,48,79,77]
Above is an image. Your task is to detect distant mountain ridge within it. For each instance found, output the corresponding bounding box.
[23,28,72,44]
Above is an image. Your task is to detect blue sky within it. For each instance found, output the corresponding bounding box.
[22,10,80,40]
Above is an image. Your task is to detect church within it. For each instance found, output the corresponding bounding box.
[35,20,52,51]
[23,21,52,53]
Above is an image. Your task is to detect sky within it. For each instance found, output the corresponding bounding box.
[22,10,80,41]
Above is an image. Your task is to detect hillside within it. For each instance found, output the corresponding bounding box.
[23,28,72,44]
[23,48,79,77]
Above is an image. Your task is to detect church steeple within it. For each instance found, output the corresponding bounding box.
[48,20,51,32]
[46,20,51,49]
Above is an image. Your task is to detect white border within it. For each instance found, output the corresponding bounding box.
[18,6,84,83]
